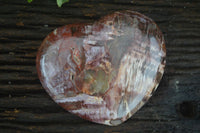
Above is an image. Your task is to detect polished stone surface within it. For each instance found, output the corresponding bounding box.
[36,10,166,126]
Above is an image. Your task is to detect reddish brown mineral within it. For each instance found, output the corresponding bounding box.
[36,10,166,126]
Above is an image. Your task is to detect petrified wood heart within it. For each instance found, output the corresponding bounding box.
[36,10,166,126]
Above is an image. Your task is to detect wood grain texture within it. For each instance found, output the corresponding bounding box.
[0,0,200,132]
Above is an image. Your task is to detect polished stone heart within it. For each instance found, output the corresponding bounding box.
[36,10,166,126]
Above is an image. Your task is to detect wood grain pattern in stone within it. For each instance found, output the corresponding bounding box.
[36,11,166,126]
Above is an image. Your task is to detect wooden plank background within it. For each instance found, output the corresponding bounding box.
[0,0,200,132]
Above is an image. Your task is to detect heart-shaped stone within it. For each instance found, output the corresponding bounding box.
[36,10,166,126]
